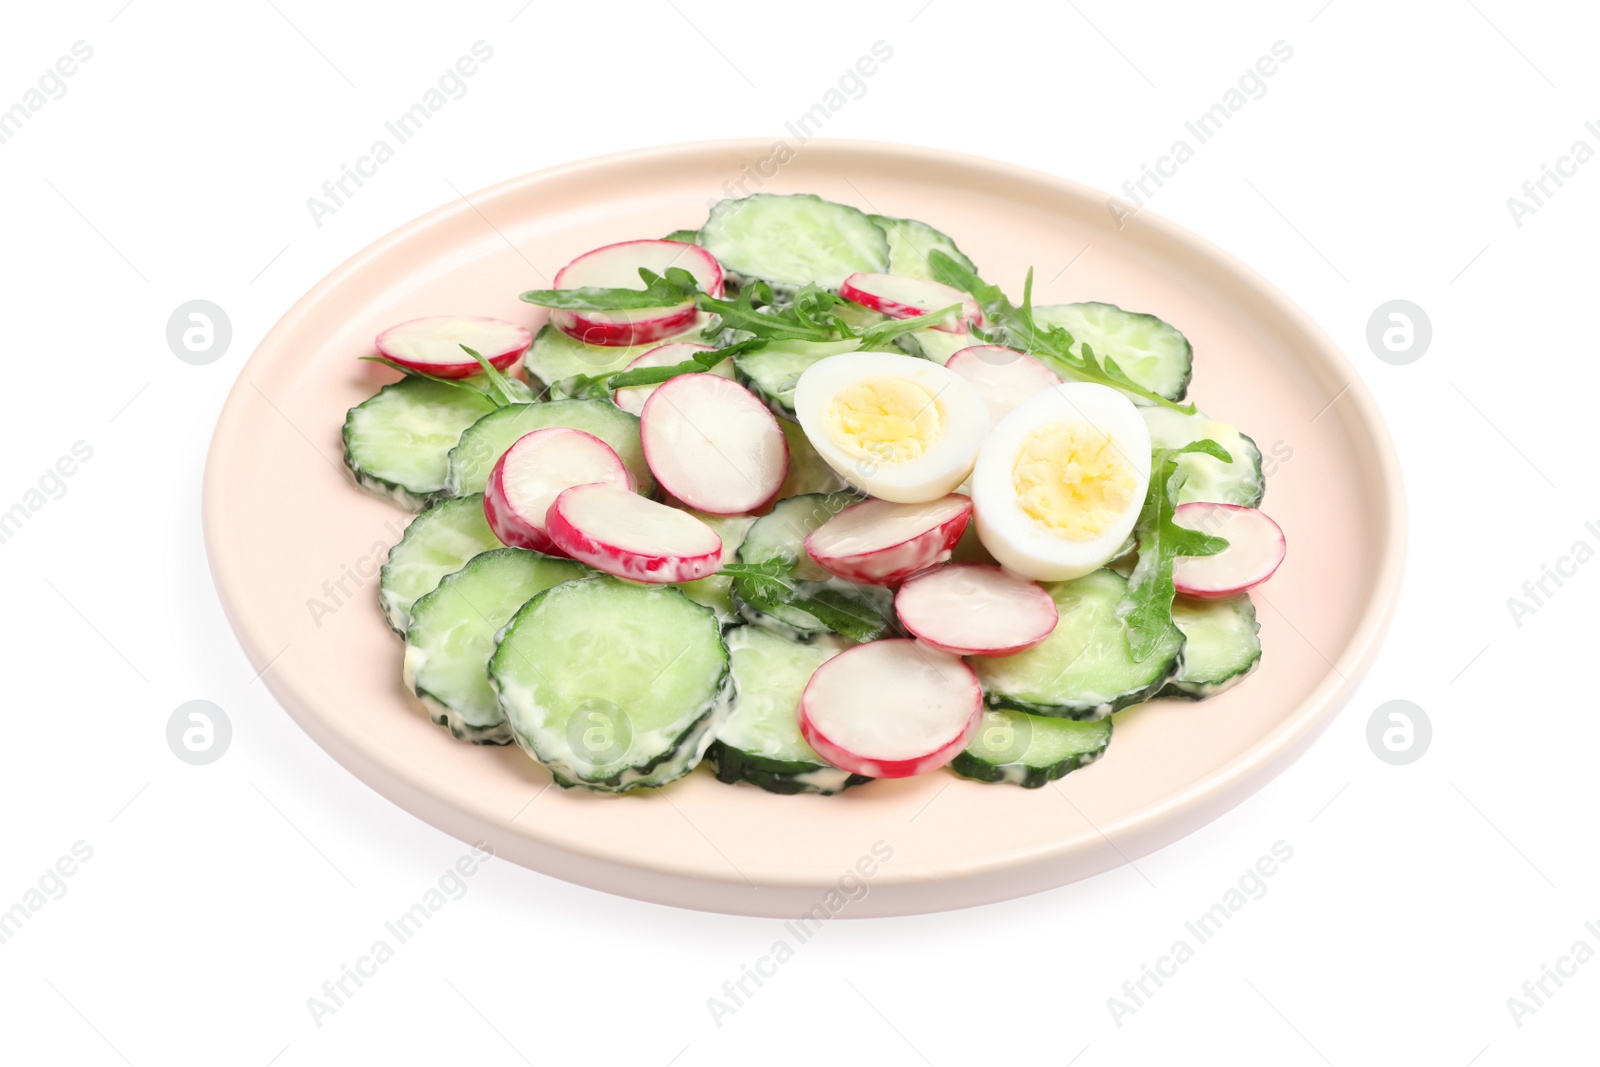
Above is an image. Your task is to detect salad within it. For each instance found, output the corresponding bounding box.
[342,192,1286,795]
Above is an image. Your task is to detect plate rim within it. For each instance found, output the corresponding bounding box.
[203,137,1407,914]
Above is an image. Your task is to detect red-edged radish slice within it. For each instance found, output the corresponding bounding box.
[799,640,982,779]
[375,316,532,378]
[640,374,789,515]
[838,272,982,333]
[1172,503,1286,599]
[895,564,1059,656]
[804,494,972,585]
[613,342,730,416]
[551,239,725,347]
[945,345,1064,426]
[545,483,722,583]
[483,428,634,553]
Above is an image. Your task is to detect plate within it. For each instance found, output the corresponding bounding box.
[203,140,1405,917]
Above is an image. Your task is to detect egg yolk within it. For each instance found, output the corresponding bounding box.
[825,377,943,465]
[1012,422,1136,541]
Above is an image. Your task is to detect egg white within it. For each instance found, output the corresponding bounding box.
[971,382,1151,581]
[793,351,989,503]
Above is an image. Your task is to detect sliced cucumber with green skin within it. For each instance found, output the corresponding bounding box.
[870,215,977,280]
[378,495,503,635]
[895,328,978,366]
[731,492,892,640]
[949,709,1112,788]
[1032,302,1193,403]
[972,569,1183,720]
[1161,595,1261,699]
[672,510,757,623]
[343,377,497,510]
[707,627,868,795]
[1140,407,1266,507]
[523,318,711,397]
[445,398,653,498]
[734,339,866,419]
[403,549,590,743]
[490,577,732,792]
[699,194,890,292]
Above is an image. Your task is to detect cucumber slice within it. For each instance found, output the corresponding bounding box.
[343,377,497,510]
[445,398,653,498]
[403,549,590,743]
[895,328,976,366]
[490,577,732,791]
[1140,407,1266,507]
[672,509,757,623]
[523,317,712,397]
[378,495,502,635]
[950,709,1111,788]
[1032,302,1193,403]
[734,339,865,419]
[731,492,892,640]
[776,417,848,497]
[699,194,890,292]
[1161,595,1261,699]
[972,569,1183,719]
[707,627,868,795]
[869,215,977,280]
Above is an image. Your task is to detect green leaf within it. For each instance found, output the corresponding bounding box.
[604,337,766,390]
[459,345,528,407]
[359,355,526,408]
[1121,440,1234,661]
[519,269,696,311]
[928,251,1196,413]
[720,560,892,643]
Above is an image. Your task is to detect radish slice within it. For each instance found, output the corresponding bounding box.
[799,640,982,778]
[551,239,725,348]
[1172,503,1286,598]
[545,483,722,584]
[895,564,1059,656]
[640,374,789,515]
[375,316,532,379]
[613,342,731,416]
[838,272,982,333]
[804,494,972,585]
[945,345,1063,426]
[483,428,634,553]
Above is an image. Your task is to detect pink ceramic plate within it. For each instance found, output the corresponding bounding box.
[204,140,1405,917]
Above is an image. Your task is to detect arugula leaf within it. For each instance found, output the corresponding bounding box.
[359,355,528,407]
[459,345,529,407]
[605,336,766,390]
[1121,440,1233,662]
[928,251,1196,414]
[855,304,963,348]
[519,268,695,311]
[719,560,892,643]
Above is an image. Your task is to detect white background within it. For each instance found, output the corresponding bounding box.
[1,1,1594,1063]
